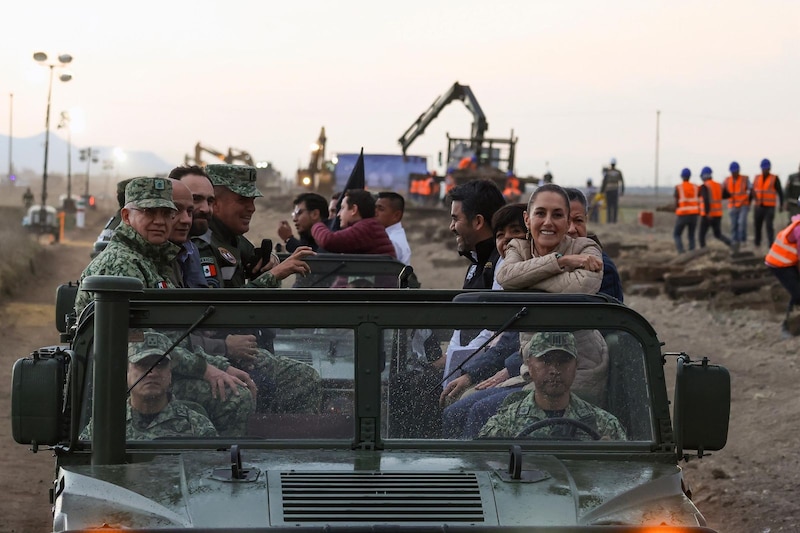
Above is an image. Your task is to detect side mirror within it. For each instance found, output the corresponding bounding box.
[55,283,79,335]
[11,349,71,448]
[673,355,730,459]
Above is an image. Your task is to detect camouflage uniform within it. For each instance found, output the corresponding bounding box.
[163,338,255,438]
[479,332,626,440]
[194,164,279,289]
[81,400,218,440]
[74,178,180,317]
[133,331,254,438]
[80,331,218,440]
[194,164,321,413]
[477,391,627,440]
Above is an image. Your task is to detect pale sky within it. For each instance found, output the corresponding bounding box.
[3,0,799,188]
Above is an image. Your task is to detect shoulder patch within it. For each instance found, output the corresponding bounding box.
[218,247,237,265]
[199,256,216,265]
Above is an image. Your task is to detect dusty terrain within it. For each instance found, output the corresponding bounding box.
[0,187,798,532]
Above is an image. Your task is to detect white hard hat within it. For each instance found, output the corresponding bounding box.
[610,157,617,165]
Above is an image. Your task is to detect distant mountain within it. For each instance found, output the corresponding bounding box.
[0,132,173,178]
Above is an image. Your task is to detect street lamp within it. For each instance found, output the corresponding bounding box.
[33,51,72,223]
[57,111,74,212]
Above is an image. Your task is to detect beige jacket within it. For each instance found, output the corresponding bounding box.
[496,236,602,293]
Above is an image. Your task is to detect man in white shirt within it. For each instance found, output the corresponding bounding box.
[375,191,412,265]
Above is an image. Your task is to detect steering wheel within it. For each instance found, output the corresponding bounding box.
[515,418,602,440]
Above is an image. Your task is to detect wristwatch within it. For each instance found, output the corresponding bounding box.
[554,252,563,259]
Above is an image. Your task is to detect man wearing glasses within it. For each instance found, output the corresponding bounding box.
[74,177,181,316]
[276,192,329,252]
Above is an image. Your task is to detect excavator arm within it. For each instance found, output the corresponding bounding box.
[398,82,488,156]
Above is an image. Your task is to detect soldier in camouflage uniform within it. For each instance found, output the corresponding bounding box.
[81,331,217,440]
[75,177,181,317]
[193,164,322,413]
[478,332,626,440]
[194,164,315,288]
[74,177,255,435]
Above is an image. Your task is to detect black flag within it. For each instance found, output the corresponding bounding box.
[330,148,365,231]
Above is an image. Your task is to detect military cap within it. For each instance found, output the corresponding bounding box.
[125,177,177,210]
[128,330,172,364]
[206,164,263,198]
[524,331,578,359]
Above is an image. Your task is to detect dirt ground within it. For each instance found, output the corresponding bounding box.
[0,189,797,532]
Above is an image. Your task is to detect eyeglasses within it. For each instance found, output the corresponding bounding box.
[292,208,308,217]
[130,207,178,220]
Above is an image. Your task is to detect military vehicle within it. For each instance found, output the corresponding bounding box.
[12,274,729,531]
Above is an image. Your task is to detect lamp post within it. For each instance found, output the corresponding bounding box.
[57,111,74,212]
[33,51,72,223]
[80,147,99,197]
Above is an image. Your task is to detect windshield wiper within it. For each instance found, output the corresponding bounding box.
[127,305,216,394]
[433,306,528,393]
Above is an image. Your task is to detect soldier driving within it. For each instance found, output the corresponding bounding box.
[81,331,217,440]
[479,332,626,440]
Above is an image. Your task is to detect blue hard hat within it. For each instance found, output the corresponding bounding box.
[506,170,514,177]
[760,158,771,169]
[729,161,740,172]
[701,166,712,178]
[680,168,691,178]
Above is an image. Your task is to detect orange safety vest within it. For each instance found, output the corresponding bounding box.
[675,181,700,216]
[753,173,778,207]
[700,180,724,218]
[410,180,420,194]
[418,178,431,196]
[724,175,749,208]
[503,176,521,197]
[765,219,800,268]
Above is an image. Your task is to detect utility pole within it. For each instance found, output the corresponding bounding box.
[655,110,660,197]
[80,147,99,197]
[7,93,12,185]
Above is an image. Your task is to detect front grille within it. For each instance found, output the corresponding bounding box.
[278,471,485,523]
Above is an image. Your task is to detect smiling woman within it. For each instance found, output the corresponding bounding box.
[496,184,603,294]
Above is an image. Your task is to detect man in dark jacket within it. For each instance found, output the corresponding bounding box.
[311,189,396,256]
[448,179,506,290]
[277,192,329,252]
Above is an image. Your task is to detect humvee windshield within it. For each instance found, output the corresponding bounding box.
[78,319,653,444]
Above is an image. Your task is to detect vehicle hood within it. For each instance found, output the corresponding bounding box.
[54,449,708,531]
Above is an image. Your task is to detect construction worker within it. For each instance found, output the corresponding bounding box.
[600,158,624,223]
[673,168,700,253]
[751,158,784,249]
[584,179,599,223]
[427,172,440,206]
[417,174,432,205]
[723,161,750,252]
[764,210,800,337]
[784,163,800,223]
[502,171,522,203]
[697,167,732,249]
[22,187,34,209]
[409,176,421,204]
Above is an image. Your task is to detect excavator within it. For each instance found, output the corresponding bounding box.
[184,142,281,190]
[296,127,334,192]
[184,142,257,167]
[398,82,532,192]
